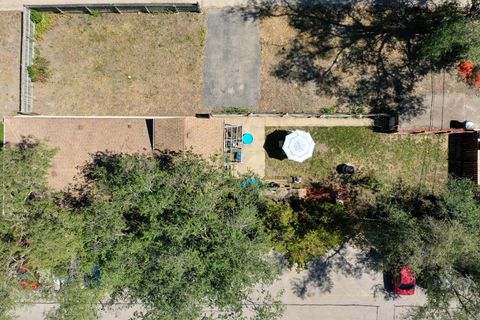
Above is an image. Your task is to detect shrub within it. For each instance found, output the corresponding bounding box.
[458,61,480,88]
[222,107,252,114]
[199,27,206,48]
[30,10,42,24]
[30,10,56,40]
[90,10,101,17]
[321,106,336,114]
[27,55,51,83]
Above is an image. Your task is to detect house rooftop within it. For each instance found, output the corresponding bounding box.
[4,116,224,190]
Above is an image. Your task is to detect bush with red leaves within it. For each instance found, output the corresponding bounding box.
[458,61,480,87]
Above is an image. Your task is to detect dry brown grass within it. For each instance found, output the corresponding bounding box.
[258,4,466,116]
[34,12,207,116]
[259,16,338,114]
[0,12,21,116]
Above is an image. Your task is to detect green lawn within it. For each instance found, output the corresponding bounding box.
[265,127,448,189]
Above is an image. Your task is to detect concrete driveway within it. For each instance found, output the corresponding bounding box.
[272,244,426,320]
[203,9,260,108]
[399,70,480,131]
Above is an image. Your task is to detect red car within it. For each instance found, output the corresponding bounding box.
[393,266,415,295]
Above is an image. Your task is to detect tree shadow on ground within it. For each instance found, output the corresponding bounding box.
[290,243,383,298]
[240,0,461,119]
[3,136,43,151]
[264,130,288,160]
[287,196,378,298]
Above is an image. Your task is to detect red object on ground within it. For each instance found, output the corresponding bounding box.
[459,61,474,79]
[306,187,335,202]
[17,267,40,290]
[305,187,351,204]
[458,61,480,88]
[393,266,416,295]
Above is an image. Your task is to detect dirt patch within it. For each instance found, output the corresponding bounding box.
[258,3,477,120]
[0,12,21,116]
[315,143,329,153]
[34,12,207,116]
[259,16,337,114]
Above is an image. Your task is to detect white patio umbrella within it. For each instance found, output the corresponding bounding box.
[282,130,315,163]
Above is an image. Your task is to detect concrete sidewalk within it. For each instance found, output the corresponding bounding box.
[15,245,427,320]
[216,116,373,177]
[0,0,251,11]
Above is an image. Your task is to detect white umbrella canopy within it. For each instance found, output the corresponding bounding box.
[282,130,315,162]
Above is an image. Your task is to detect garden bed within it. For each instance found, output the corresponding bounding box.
[32,12,207,116]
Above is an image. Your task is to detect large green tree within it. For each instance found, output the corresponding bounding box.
[363,179,480,319]
[0,145,282,320]
[0,140,82,320]
[263,200,350,269]
[64,152,282,320]
[420,1,480,64]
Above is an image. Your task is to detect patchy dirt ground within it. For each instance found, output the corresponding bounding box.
[258,4,480,122]
[259,16,337,114]
[0,12,21,116]
[34,12,207,116]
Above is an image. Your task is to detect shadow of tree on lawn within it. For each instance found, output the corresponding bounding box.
[240,0,463,119]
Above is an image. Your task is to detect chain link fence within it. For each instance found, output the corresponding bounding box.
[21,7,34,114]
[19,2,200,114]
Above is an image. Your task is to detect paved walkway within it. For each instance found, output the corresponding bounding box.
[216,115,373,177]
[203,9,260,108]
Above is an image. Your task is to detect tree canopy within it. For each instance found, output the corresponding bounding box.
[0,144,282,320]
[420,1,480,65]
[262,200,350,269]
[73,152,282,320]
[0,140,82,320]
[363,179,480,319]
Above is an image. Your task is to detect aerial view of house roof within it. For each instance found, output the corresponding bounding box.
[4,117,224,189]
[3,1,480,320]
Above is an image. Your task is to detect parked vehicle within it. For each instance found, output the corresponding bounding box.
[393,266,415,295]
